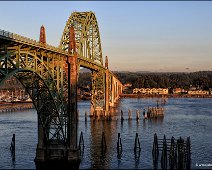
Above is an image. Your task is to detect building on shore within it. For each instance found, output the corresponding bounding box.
[172,88,210,95]
[133,88,168,95]
[123,83,132,94]
[187,90,209,95]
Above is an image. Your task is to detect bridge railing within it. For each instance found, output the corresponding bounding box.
[0,29,66,54]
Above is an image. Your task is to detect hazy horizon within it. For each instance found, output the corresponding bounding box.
[1,1,212,72]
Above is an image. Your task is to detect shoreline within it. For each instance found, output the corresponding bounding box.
[120,94,212,98]
[0,94,211,112]
[0,101,33,112]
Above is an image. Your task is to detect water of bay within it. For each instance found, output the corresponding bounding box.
[0,98,211,169]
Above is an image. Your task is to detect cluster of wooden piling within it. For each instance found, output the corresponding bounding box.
[152,133,191,169]
[79,132,191,168]
[83,108,164,123]
[79,132,141,159]
[121,109,141,121]
[145,107,164,118]
[86,110,113,121]
[0,102,33,113]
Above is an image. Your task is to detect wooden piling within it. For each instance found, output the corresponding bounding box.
[153,134,191,170]
[134,133,141,152]
[121,110,124,121]
[152,133,159,160]
[177,137,184,169]
[117,133,122,159]
[136,109,140,121]
[85,111,87,122]
[152,133,159,169]
[186,137,191,169]
[128,109,132,120]
[169,136,175,169]
[161,135,167,170]
[143,109,145,117]
[101,132,107,155]
[10,134,15,160]
[134,133,141,160]
[79,131,84,156]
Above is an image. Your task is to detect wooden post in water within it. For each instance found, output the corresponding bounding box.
[177,137,184,169]
[134,133,141,159]
[152,133,159,169]
[128,109,132,120]
[152,133,159,160]
[121,110,124,121]
[161,135,167,170]
[186,137,191,169]
[117,133,122,159]
[10,134,15,160]
[136,109,140,121]
[143,109,146,118]
[79,131,84,156]
[85,111,87,122]
[101,132,107,156]
[169,136,175,169]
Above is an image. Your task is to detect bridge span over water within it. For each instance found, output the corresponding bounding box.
[0,11,123,168]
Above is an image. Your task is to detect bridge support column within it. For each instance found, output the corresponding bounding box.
[35,115,45,162]
[105,69,109,116]
[90,71,96,117]
[110,77,115,107]
[68,54,78,150]
[67,25,78,151]
[35,80,45,163]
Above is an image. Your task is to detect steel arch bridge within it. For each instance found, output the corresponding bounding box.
[0,11,122,167]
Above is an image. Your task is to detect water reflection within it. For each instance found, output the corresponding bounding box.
[134,152,140,169]
[89,118,117,169]
[142,116,164,131]
[145,117,164,125]
[134,133,141,169]
[87,105,165,169]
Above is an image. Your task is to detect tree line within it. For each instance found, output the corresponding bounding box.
[114,71,212,90]
[2,71,212,91]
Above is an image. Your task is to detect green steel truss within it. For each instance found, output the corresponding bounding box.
[0,11,123,150]
[0,45,68,145]
[60,11,103,66]
[60,11,106,111]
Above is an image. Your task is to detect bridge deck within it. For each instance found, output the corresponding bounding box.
[0,29,122,84]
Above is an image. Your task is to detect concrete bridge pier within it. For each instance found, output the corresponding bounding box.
[34,25,81,169]
[35,149,80,170]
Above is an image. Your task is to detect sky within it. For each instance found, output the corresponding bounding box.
[1,1,212,72]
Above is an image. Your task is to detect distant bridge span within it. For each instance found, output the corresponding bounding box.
[0,11,122,167]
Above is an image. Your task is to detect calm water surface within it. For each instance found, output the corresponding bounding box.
[0,98,212,169]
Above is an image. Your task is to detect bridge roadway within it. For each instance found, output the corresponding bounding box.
[0,11,123,169]
[0,28,122,109]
